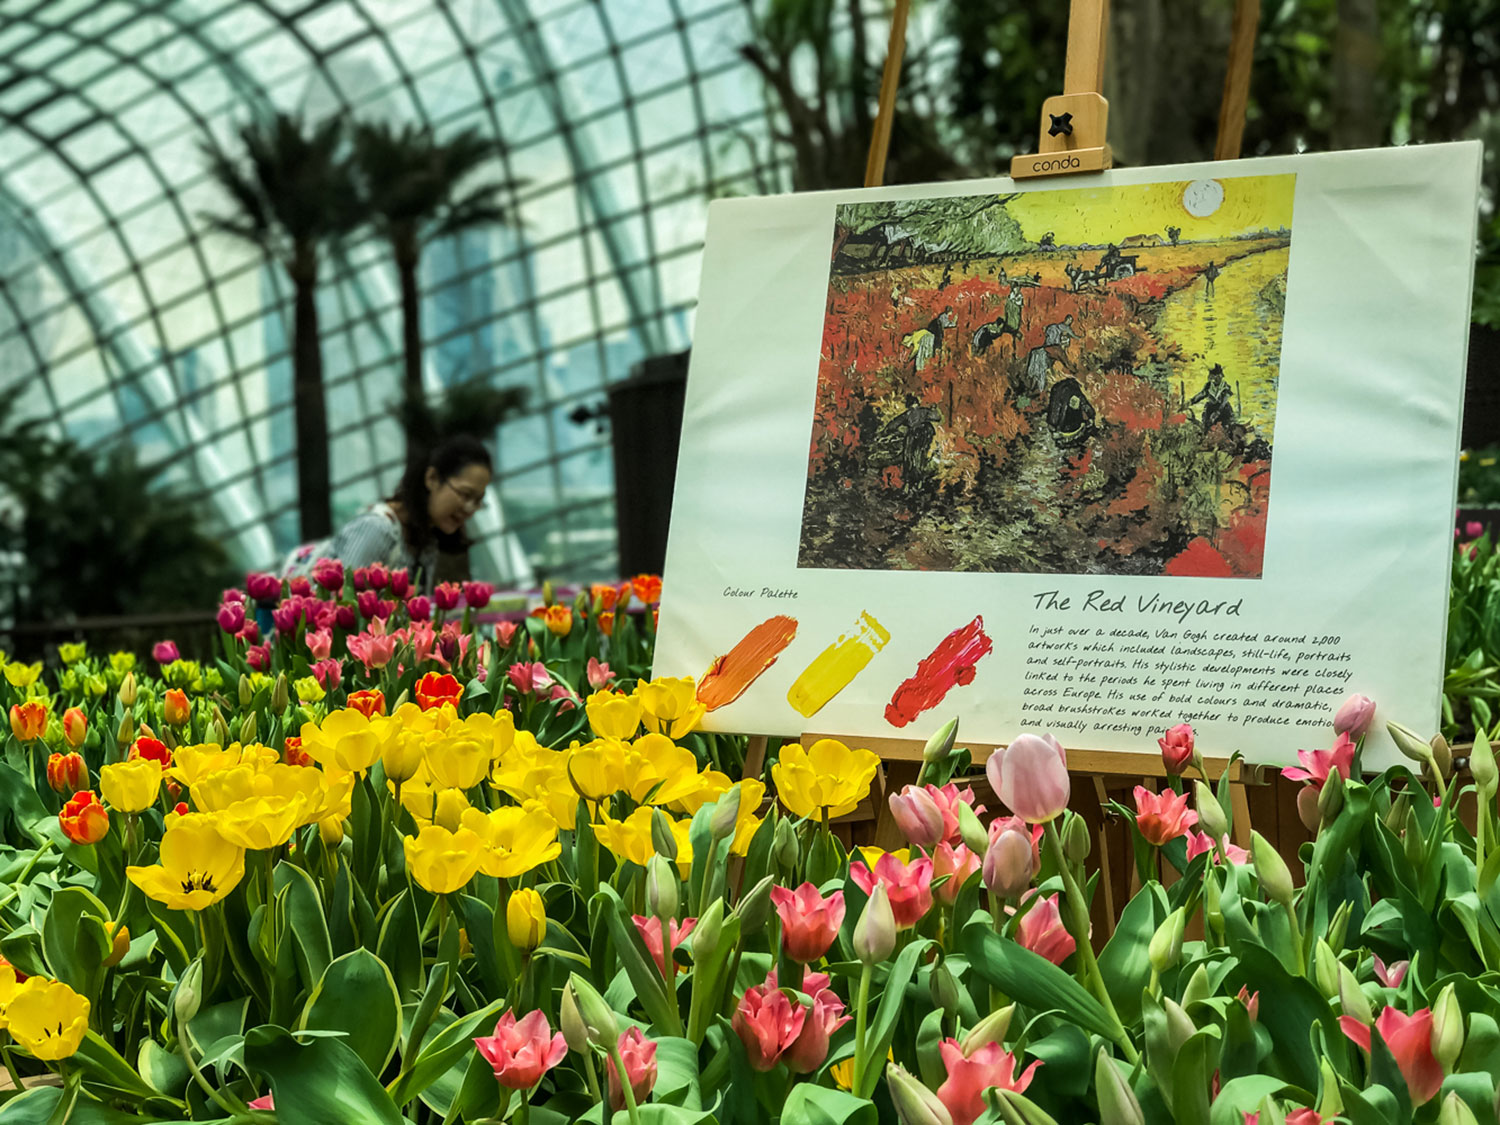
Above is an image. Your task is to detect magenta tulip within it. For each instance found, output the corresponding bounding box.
[435,582,463,611]
[217,601,246,634]
[388,568,411,598]
[366,562,389,590]
[312,558,344,592]
[245,572,280,603]
[406,595,432,622]
[770,883,845,963]
[987,734,1070,822]
[464,581,495,608]
[151,640,180,665]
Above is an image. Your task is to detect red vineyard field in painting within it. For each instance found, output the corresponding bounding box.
[797,177,1294,578]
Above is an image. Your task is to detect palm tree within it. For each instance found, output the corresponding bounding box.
[350,121,518,457]
[201,113,363,542]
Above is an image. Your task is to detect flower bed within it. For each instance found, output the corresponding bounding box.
[0,565,1496,1124]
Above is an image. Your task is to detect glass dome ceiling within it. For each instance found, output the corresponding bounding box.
[0,0,785,583]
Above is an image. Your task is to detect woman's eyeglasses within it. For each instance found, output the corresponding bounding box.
[443,480,486,511]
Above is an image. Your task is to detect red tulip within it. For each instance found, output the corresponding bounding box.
[1158,723,1195,774]
[850,852,934,929]
[347,689,386,719]
[986,734,1070,823]
[932,843,980,904]
[435,582,463,611]
[60,791,108,846]
[1333,694,1376,738]
[406,596,432,622]
[1133,785,1198,846]
[1373,955,1409,989]
[1237,986,1259,1023]
[415,672,463,712]
[463,581,495,608]
[1282,733,1357,785]
[312,558,344,593]
[287,577,312,598]
[1014,892,1074,965]
[366,563,389,590]
[732,980,805,1071]
[630,915,696,977]
[131,737,172,771]
[389,569,411,598]
[888,785,945,848]
[770,883,845,963]
[473,1010,567,1090]
[46,753,87,795]
[606,1027,658,1110]
[935,1039,1041,1125]
[352,567,370,591]
[1339,1007,1444,1106]
[783,988,850,1074]
[246,643,271,672]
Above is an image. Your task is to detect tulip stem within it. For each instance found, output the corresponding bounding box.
[1042,823,1137,1065]
[607,1042,644,1125]
[179,1026,253,1119]
[0,1041,25,1095]
[851,962,873,1096]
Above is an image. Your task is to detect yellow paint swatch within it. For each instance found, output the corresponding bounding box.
[786,611,891,718]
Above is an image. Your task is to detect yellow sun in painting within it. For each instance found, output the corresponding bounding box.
[1182,179,1225,218]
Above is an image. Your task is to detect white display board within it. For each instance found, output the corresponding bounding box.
[654,144,1481,768]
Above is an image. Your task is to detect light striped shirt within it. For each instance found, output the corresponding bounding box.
[329,502,440,593]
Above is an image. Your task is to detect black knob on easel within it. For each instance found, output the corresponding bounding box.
[1048,112,1075,137]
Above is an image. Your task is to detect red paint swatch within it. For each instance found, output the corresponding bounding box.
[884,616,994,728]
[697,615,799,711]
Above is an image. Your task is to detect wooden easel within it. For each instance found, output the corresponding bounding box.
[734,0,1267,932]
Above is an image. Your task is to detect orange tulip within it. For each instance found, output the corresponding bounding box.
[347,689,386,718]
[162,689,190,727]
[283,736,313,768]
[62,708,87,750]
[8,701,48,743]
[598,611,615,637]
[544,605,573,637]
[632,574,663,605]
[46,753,87,795]
[60,791,109,845]
[415,671,463,712]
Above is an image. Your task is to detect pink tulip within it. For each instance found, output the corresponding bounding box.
[152,640,180,665]
[388,568,411,598]
[1339,1007,1444,1106]
[989,816,1044,863]
[374,598,396,620]
[248,1093,274,1110]
[1184,831,1250,865]
[352,567,370,591]
[983,828,1037,898]
[1159,723,1195,774]
[287,576,311,598]
[927,782,984,845]
[246,643,271,672]
[783,988,850,1074]
[238,621,261,644]
[987,733,1070,823]
[1238,986,1259,1023]
[606,1027,658,1111]
[732,981,805,1071]
[406,595,432,622]
[221,588,246,605]
[765,968,831,995]
[508,662,553,695]
[311,659,343,691]
[1243,1114,1260,1125]
[436,582,463,611]
[1282,732,1357,785]
[935,1039,1041,1125]
[496,621,520,647]
[312,600,338,630]
[771,884,845,963]
[1373,955,1409,989]
[1285,1110,1331,1125]
[1468,520,1485,539]
[631,916,696,977]
[334,604,356,630]
[1015,892,1074,965]
[1333,694,1376,738]
[932,843,980,904]
[305,628,333,662]
[587,658,615,690]
[312,558,344,593]
[366,563,389,590]
[850,852,934,929]
[272,602,300,634]
[889,785,946,848]
[346,627,398,674]
[464,581,495,608]
[357,590,380,619]
[217,601,246,634]
[245,572,281,603]
[473,1010,567,1090]
[1133,785,1198,846]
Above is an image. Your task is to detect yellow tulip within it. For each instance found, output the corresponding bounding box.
[674,768,734,816]
[297,767,355,828]
[624,734,702,807]
[633,677,706,739]
[489,733,565,797]
[126,815,245,911]
[211,794,308,851]
[593,808,655,868]
[462,710,517,761]
[528,774,587,832]
[391,700,457,736]
[99,758,162,813]
[6,978,89,1061]
[506,887,547,951]
[726,779,768,856]
[772,739,879,820]
[294,677,325,704]
[169,743,242,789]
[299,709,382,774]
[585,692,644,740]
[425,735,492,792]
[318,817,345,846]
[380,726,425,785]
[462,805,562,878]
[565,738,628,802]
[0,962,19,1028]
[2,662,41,690]
[403,825,486,895]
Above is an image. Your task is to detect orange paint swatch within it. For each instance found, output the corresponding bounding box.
[786,611,891,718]
[697,615,799,711]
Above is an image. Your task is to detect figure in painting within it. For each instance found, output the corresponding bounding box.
[1203,260,1221,297]
[1046,377,1096,446]
[1019,314,1078,396]
[1189,363,1236,431]
[903,306,956,371]
[971,285,1025,355]
[872,395,943,487]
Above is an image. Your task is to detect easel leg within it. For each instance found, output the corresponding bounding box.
[1091,776,1116,938]
[743,735,769,784]
[1230,779,1253,849]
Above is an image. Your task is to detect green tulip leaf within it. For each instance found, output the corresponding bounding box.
[1206,1076,1294,1125]
[298,948,403,1076]
[375,888,421,1001]
[245,1024,403,1125]
[1098,883,1168,1027]
[779,1085,876,1125]
[0,1085,157,1125]
[653,1035,704,1109]
[276,862,333,991]
[70,1031,162,1102]
[961,923,1117,1041]
[40,886,112,996]
[855,938,928,1099]
[384,998,506,1108]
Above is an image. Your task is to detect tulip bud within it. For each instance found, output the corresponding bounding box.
[956,800,988,856]
[709,785,742,841]
[1318,768,1345,823]
[1313,939,1340,1000]
[119,672,137,708]
[573,589,589,616]
[1316,1057,1344,1118]
[983,829,1036,898]
[238,674,253,707]
[960,1005,1015,1054]
[733,875,775,935]
[1250,831,1294,909]
[174,960,203,1025]
[1431,733,1453,779]
[1432,983,1465,1071]
[772,816,800,870]
[1438,1092,1480,1125]
[1385,792,1410,833]
[1149,908,1186,975]
[923,717,959,764]
[1388,721,1435,766]
[542,580,555,607]
[691,898,724,963]
[162,727,179,751]
[1296,785,1321,833]
[928,959,960,1016]
[1180,964,1211,1010]
[211,714,230,748]
[507,887,547,953]
[116,712,134,750]
[887,1062,955,1125]
[645,855,678,922]
[560,980,591,1053]
[1338,963,1372,1025]
[318,817,344,847]
[271,674,289,716]
[1095,1047,1146,1125]
[238,713,257,744]
[1471,730,1498,798]
[566,972,619,1048]
[1203,870,1223,932]
[854,883,897,965]
[648,809,677,861]
[103,922,130,968]
[1163,998,1195,1054]
[1193,781,1228,843]
[1327,900,1352,953]
[1063,812,1091,862]
[1404,806,1426,869]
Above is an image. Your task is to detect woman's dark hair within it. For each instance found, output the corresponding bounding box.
[389,434,494,555]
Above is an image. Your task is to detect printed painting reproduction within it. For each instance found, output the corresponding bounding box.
[798,175,1295,578]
